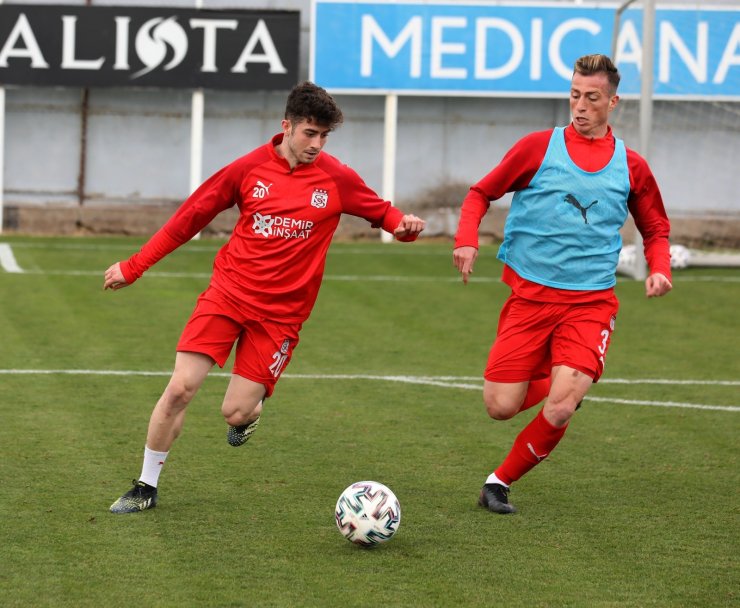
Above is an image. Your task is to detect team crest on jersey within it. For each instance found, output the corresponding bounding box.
[310,189,329,209]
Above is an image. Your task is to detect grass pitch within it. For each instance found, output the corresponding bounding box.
[0,236,738,607]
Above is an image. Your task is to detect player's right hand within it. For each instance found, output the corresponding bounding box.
[453,246,478,285]
[393,214,426,240]
[645,272,672,298]
[103,262,129,291]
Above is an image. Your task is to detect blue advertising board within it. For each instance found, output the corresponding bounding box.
[310,1,740,99]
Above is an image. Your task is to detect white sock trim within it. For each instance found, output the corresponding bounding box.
[485,473,509,488]
[139,446,169,488]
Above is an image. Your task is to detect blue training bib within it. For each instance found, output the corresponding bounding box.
[497,127,630,290]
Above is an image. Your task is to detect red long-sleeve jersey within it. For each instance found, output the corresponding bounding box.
[121,134,411,323]
[455,124,671,302]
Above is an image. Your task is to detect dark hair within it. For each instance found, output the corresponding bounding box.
[284,81,344,130]
[573,54,621,93]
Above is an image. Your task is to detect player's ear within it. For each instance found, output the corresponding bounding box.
[609,94,620,111]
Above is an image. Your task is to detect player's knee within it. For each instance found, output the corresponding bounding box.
[163,378,199,409]
[223,410,256,427]
[221,398,263,426]
[483,393,519,420]
[543,398,576,427]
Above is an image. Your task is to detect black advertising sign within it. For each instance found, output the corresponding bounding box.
[0,5,300,90]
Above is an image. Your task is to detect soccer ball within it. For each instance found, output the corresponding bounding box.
[335,481,401,547]
[618,243,637,269]
[670,244,691,269]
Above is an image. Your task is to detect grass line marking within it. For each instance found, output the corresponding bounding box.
[8,267,740,284]
[14,269,495,283]
[343,375,740,387]
[584,395,739,412]
[6,241,454,256]
[1,369,737,412]
[0,243,23,273]
[600,378,740,386]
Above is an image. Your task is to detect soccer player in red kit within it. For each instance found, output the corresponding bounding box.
[453,55,672,514]
[105,81,425,514]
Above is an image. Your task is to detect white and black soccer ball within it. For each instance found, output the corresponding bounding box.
[670,244,692,269]
[335,481,401,547]
[618,244,637,269]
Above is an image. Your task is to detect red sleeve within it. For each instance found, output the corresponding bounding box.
[626,149,672,281]
[120,154,255,284]
[454,130,551,248]
[332,162,412,242]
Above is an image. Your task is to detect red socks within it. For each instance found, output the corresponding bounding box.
[495,409,568,485]
[519,377,551,412]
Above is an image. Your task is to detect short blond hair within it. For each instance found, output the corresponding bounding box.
[573,54,621,94]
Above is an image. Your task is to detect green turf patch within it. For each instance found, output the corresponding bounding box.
[0,236,737,607]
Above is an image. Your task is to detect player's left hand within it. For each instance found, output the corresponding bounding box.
[394,214,426,240]
[645,272,672,298]
[103,262,129,291]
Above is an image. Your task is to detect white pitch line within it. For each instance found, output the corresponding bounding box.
[336,375,740,387]
[0,243,23,273]
[0,369,737,412]
[3,369,736,386]
[390,377,739,411]
[15,268,497,283]
[7,241,453,257]
[584,395,740,412]
[20,269,213,279]
[601,378,740,386]
[7,266,740,283]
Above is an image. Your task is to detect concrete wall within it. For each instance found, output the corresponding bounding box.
[3,0,740,246]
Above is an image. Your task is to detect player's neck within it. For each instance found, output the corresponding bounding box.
[568,122,612,141]
[274,141,299,170]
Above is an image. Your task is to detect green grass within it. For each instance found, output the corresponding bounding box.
[0,236,738,607]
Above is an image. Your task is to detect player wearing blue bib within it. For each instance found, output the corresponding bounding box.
[453,54,672,514]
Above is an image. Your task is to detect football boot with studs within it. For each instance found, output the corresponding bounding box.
[227,415,261,447]
[110,480,158,514]
[478,483,517,514]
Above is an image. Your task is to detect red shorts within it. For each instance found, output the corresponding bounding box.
[177,286,301,397]
[484,293,619,383]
